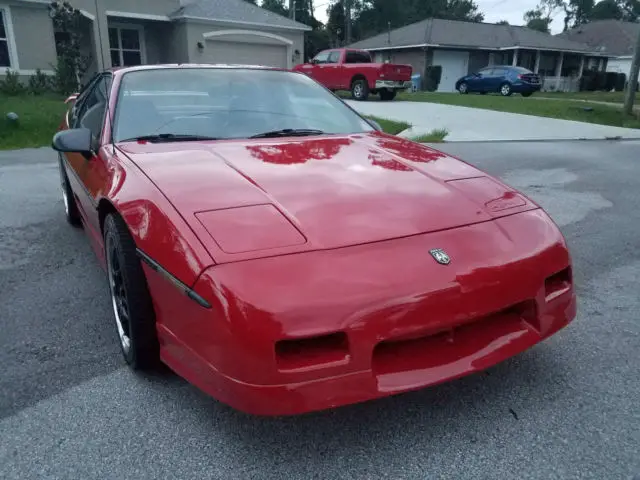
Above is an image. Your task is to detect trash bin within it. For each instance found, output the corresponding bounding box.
[411,74,422,92]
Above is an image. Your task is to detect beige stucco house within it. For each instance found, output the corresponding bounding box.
[0,0,310,81]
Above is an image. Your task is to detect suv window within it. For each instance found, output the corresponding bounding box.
[75,75,112,144]
[327,51,341,63]
[345,51,371,63]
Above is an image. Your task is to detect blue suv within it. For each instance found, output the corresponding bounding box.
[455,66,541,97]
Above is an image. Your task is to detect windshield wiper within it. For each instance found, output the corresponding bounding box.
[120,133,221,143]
[249,128,325,139]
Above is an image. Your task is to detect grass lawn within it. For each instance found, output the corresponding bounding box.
[0,93,66,150]
[394,91,640,129]
[411,128,448,143]
[364,115,411,135]
[536,91,640,104]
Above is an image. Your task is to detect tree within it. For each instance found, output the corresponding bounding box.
[496,19,510,24]
[561,0,594,30]
[49,1,92,94]
[326,1,346,46]
[261,0,288,16]
[348,0,484,42]
[590,0,624,18]
[524,9,552,32]
[524,0,563,32]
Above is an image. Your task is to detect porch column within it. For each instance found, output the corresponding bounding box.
[512,49,519,66]
[555,51,564,90]
[534,50,541,73]
[598,57,604,71]
[578,55,585,78]
[488,52,495,66]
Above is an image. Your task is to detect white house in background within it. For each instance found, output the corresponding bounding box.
[347,18,608,93]
[559,20,640,81]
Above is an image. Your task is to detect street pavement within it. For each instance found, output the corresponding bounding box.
[1,142,639,480]
[346,99,640,141]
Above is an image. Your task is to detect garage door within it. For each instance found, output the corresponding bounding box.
[432,50,470,92]
[204,40,288,69]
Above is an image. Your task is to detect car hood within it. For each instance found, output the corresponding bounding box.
[118,133,537,262]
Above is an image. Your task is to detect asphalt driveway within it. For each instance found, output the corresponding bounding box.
[346,99,640,141]
[1,142,639,479]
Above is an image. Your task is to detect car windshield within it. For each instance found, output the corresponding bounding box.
[112,68,375,142]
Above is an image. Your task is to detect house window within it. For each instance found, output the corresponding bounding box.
[0,8,11,68]
[108,26,145,67]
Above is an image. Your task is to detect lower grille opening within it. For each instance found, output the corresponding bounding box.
[372,300,538,376]
[275,332,350,372]
[545,267,572,302]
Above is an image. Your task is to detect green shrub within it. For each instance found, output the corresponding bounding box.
[28,69,52,95]
[424,65,442,92]
[0,69,25,95]
[51,56,79,95]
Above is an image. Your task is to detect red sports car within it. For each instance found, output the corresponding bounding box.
[53,65,576,416]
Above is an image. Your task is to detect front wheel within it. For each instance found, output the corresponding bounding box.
[379,89,397,101]
[458,82,468,94]
[351,79,369,101]
[104,213,159,370]
[499,82,513,96]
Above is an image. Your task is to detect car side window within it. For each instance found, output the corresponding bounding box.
[74,75,112,146]
[327,51,341,63]
[313,52,330,64]
[478,68,493,76]
[70,75,102,125]
[493,68,506,77]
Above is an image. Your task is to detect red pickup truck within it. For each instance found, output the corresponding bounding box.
[293,48,412,101]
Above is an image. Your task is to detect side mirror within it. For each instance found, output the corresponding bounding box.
[52,128,93,156]
[367,119,383,131]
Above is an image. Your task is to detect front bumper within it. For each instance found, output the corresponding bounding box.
[375,80,412,90]
[154,210,576,416]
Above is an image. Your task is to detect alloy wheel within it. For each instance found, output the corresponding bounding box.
[107,236,132,353]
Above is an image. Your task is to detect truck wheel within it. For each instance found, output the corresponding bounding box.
[379,89,397,101]
[351,79,369,101]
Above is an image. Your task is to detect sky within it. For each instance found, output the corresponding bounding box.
[311,0,566,34]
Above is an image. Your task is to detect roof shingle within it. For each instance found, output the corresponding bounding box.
[558,20,640,56]
[174,0,311,31]
[348,18,598,53]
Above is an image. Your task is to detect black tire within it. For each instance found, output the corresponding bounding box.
[59,156,82,227]
[351,78,369,101]
[522,92,533,97]
[499,82,513,96]
[458,82,468,94]
[379,89,397,101]
[104,213,159,370]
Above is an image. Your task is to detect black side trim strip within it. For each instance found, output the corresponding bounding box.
[136,248,211,309]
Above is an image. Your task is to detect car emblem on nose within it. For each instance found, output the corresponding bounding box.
[429,248,450,265]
